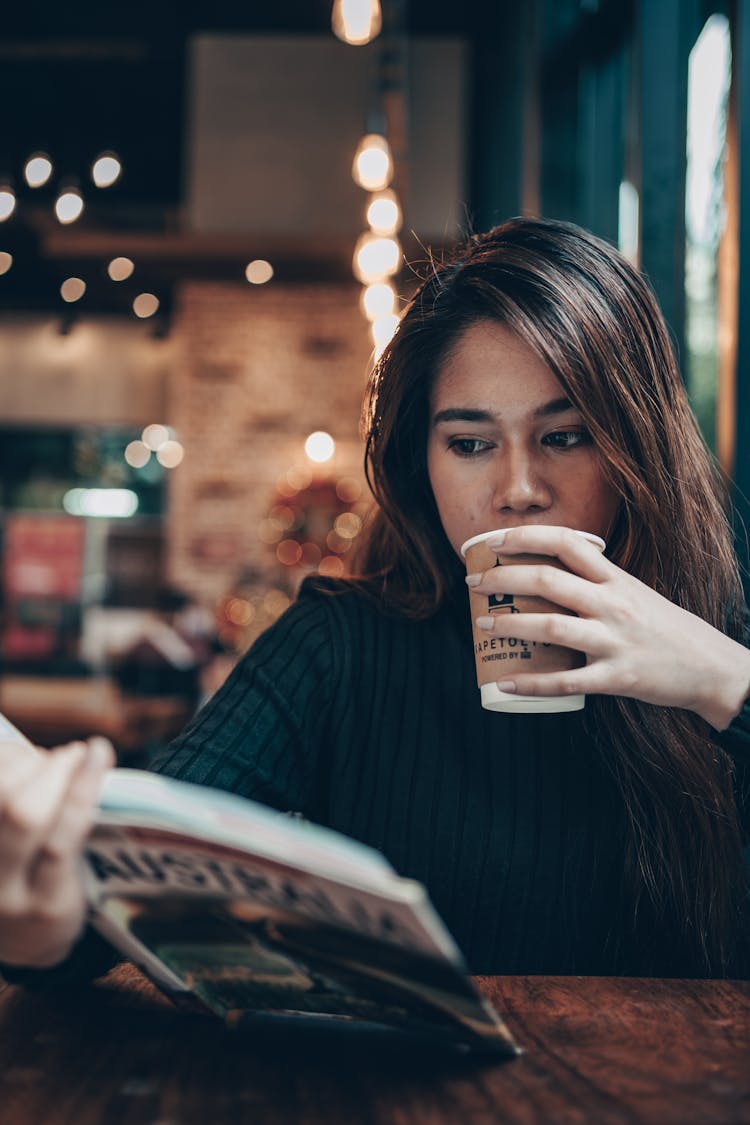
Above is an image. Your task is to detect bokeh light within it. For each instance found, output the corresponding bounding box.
[124,440,151,468]
[352,134,393,191]
[319,555,345,578]
[366,189,401,235]
[133,292,159,318]
[245,259,274,284]
[55,190,83,224]
[353,233,401,284]
[108,256,134,281]
[60,277,86,303]
[336,477,362,503]
[304,431,335,463]
[277,539,303,566]
[156,440,184,468]
[0,189,16,222]
[92,153,122,188]
[24,154,52,188]
[142,423,170,450]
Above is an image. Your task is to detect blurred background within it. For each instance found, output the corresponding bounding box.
[0,0,747,757]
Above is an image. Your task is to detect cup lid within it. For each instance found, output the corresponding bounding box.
[460,527,606,557]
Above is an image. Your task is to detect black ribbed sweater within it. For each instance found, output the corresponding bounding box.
[148,577,750,977]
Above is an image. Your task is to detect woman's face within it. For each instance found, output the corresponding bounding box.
[427,319,620,557]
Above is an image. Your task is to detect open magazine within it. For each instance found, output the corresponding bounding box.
[0,713,519,1055]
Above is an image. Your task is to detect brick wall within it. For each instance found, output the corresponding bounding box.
[166,280,374,617]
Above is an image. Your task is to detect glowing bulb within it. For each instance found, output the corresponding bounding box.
[92,152,121,188]
[332,0,382,44]
[24,154,52,188]
[366,189,401,234]
[142,424,170,450]
[63,488,138,518]
[360,281,396,321]
[0,189,16,222]
[245,259,274,284]
[133,292,159,318]
[55,190,83,224]
[352,134,393,191]
[0,252,12,276]
[108,256,134,281]
[60,277,86,303]
[353,232,401,283]
[305,431,335,463]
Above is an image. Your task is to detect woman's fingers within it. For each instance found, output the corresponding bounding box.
[468,562,602,617]
[486,525,611,580]
[495,664,613,699]
[0,737,115,968]
[475,611,605,655]
[0,742,89,870]
[32,738,115,895]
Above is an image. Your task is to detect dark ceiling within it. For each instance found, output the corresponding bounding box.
[0,1,489,317]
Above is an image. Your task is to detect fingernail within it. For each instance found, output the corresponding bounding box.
[496,680,517,693]
[486,530,506,548]
[465,573,482,588]
[476,616,495,630]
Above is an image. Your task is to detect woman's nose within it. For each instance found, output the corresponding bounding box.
[492,448,552,512]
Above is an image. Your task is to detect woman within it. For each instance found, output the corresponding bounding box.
[2,217,749,979]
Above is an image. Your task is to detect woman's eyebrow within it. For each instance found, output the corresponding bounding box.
[533,396,576,418]
[432,397,576,427]
[432,408,495,426]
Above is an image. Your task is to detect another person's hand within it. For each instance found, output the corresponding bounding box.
[466,525,750,730]
[0,737,114,968]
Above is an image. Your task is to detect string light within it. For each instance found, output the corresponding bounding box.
[0,188,16,222]
[92,152,122,188]
[353,232,401,283]
[54,188,84,224]
[142,424,170,450]
[133,292,159,318]
[24,154,53,188]
[332,0,382,45]
[366,189,401,234]
[60,277,86,303]
[304,431,336,463]
[360,281,396,321]
[352,134,393,191]
[156,440,184,468]
[108,257,134,281]
[245,259,274,284]
[124,440,151,468]
[0,252,12,275]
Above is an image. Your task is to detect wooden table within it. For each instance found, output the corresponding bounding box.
[1,965,748,1123]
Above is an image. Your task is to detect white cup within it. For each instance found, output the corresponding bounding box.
[461,529,606,713]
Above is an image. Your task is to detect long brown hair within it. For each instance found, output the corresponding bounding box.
[355,216,748,975]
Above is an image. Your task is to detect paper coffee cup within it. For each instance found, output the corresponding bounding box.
[460,529,606,714]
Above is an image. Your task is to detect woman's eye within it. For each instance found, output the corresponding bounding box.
[542,429,591,450]
[447,438,492,457]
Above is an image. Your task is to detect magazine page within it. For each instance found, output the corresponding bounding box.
[84,822,461,961]
[85,856,518,1054]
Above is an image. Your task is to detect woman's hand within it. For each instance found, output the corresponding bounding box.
[466,525,750,730]
[0,736,114,968]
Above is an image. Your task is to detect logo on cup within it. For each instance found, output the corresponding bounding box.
[487,559,518,613]
[487,592,518,613]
